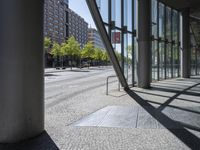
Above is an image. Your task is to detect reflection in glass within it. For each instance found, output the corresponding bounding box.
[159,3,165,40]
[152,0,157,39]
[159,43,165,80]
[98,0,108,23]
[111,0,121,28]
[191,47,196,75]
[152,41,158,81]
[197,50,200,75]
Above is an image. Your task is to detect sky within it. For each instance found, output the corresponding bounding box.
[69,0,96,29]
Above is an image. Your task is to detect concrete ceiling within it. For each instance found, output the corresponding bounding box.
[159,0,200,10]
[159,0,200,19]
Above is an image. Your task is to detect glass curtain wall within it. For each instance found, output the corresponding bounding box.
[151,0,158,81]
[198,50,200,75]
[97,0,136,86]
[159,3,166,80]
[172,10,180,78]
[97,0,180,85]
[190,46,200,76]
[151,1,180,81]
[190,21,200,76]
[191,46,197,75]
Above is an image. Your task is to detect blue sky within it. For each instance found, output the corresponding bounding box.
[69,0,96,28]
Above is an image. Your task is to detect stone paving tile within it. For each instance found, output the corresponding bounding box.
[45,69,200,150]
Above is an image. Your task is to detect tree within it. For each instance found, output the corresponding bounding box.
[50,42,61,68]
[127,45,133,66]
[81,42,95,68]
[61,36,80,70]
[44,37,52,68]
[81,42,95,59]
[44,37,52,52]
[102,51,109,65]
[93,48,103,66]
[115,51,121,62]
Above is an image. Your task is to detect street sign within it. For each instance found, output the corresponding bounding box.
[112,32,121,44]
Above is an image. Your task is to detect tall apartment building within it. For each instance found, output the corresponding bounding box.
[88,28,105,49]
[68,9,88,48]
[44,0,69,44]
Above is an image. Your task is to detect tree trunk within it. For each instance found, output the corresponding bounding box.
[57,56,59,68]
[71,55,73,70]
[61,56,64,68]
[79,58,82,69]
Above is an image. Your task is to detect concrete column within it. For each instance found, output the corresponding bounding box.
[0,0,44,143]
[181,8,191,78]
[138,0,151,88]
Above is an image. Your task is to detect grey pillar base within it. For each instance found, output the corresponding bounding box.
[138,41,151,89]
[0,0,44,143]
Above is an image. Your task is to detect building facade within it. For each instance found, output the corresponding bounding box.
[68,8,88,48]
[88,28,105,49]
[44,0,69,44]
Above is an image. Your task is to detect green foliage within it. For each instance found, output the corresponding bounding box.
[127,45,132,57]
[50,42,61,58]
[102,50,109,61]
[93,48,103,60]
[115,51,121,62]
[61,36,81,57]
[127,45,133,64]
[81,42,95,59]
[44,37,52,52]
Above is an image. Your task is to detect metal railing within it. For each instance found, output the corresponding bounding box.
[106,75,120,95]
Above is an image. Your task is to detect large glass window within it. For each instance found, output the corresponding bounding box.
[152,0,157,39]
[158,3,166,80]
[197,50,200,75]
[190,21,200,76]
[152,1,180,81]
[159,3,165,40]
[172,10,180,78]
[151,0,158,81]
[111,0,121,28]
[95,0,181,86]
[152,41,158,81]
[98,0,108,23]
[97,0,136,86]
[191,47,196,76]
[159,43,165,80]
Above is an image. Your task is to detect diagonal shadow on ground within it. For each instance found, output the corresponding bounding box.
[125,87,200,150]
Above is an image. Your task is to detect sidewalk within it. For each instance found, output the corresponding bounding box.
[45,66,112,74]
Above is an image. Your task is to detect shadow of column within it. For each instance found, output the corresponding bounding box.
[0,131,59,150]
[125,88,200,150]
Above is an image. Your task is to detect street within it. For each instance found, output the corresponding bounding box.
[45,66,116,109]
[45,66,132,128]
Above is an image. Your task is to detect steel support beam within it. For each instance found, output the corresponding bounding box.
[138,0,152,88]
[0,0,44,143]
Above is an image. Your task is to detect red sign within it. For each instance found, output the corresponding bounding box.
[112,32,121,44]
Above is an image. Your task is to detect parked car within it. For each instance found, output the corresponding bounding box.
[80,62,90,68]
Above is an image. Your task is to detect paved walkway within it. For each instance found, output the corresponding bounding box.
[2,72,199,150]
[45,73,200,150]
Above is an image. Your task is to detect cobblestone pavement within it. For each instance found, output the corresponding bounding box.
[45,67,200,150]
